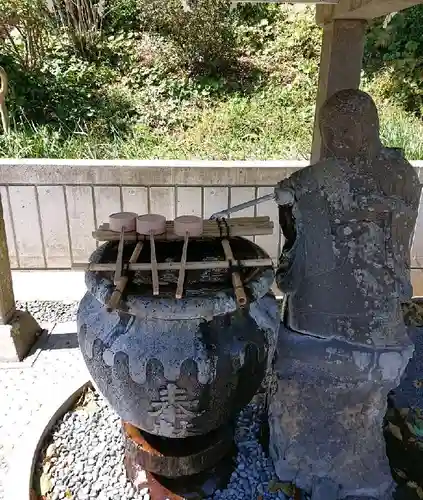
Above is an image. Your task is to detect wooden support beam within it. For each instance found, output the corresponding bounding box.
[311,19,366,163]
[0,196,15,325]
[0,194,40,361]
[317,0,423,25]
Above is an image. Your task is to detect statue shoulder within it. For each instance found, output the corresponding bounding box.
[287,159,340,186]
[381,147,421,206]
[382,148,419,181]
[382,147,415,172]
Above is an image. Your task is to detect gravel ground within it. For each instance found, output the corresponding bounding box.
[0,301,86,500]
[15,300,78,324]
[34,390,294,500]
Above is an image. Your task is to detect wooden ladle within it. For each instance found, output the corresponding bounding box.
[137,214,166,296]
[173,216,204,299]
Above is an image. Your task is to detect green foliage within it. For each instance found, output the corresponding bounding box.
[1,3,423,161]
[365,6,423,115]
[0,0,52,69]
[103,0,140,32]
[49,0,107,60]
[0,47,136,137]
[137,0,238,74]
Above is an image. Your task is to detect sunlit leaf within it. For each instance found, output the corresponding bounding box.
[39,473,52,496]
[394,468,408,479]
[387,422,403,441]
[413,379,423,389]
[268,480,294,496]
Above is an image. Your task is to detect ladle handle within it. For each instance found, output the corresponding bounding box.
[176,232,189,299]
[221,239,247,307]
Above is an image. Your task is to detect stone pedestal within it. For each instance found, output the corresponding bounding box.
[0,194,41,362]
[268,325,414,500]
[0,310,42,362]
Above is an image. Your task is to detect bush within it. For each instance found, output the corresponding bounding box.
[137,0,238,74]
[103,0,140,33]
[0,0,52,69]
[0,46,136,137]
[48,0,107,60]
[365,6,423,115]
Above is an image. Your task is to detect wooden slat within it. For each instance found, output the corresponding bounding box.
[93,217,273,242]
[37,186,71,268]
[73,257,274,272]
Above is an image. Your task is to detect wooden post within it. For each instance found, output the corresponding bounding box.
[0,195,15,326]
[311,19,366,163]
[0,194,40,361]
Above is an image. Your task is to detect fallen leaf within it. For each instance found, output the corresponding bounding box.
[268,480,294,496]
[39,473,52,496]
[45,443,56,459]
[387,422,403,441]
[42,461,52,475]
[74,388,95,411]
[393,468,408,479]
[84,399,100,416]
[65,489,73,498]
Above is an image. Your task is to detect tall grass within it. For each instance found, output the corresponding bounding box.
[2,86,423,160]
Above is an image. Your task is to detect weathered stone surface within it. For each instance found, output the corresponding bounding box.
[276,89,421,349]
[269,326,411,499]
[78,238,279,438]
[271,89,420,498]
[310,477,340,500]
[0,310,41,362]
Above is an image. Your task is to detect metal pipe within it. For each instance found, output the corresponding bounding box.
[210,193,275,220]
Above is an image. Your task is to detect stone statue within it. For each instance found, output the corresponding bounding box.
[275,89,420,348]
[268,89,422,500]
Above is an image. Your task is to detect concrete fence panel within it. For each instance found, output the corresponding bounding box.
[1,158,423,296]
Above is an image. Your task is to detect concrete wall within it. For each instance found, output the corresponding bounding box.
[1,158,423,293]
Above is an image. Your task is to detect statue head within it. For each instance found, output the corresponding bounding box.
[319,89,381,160]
